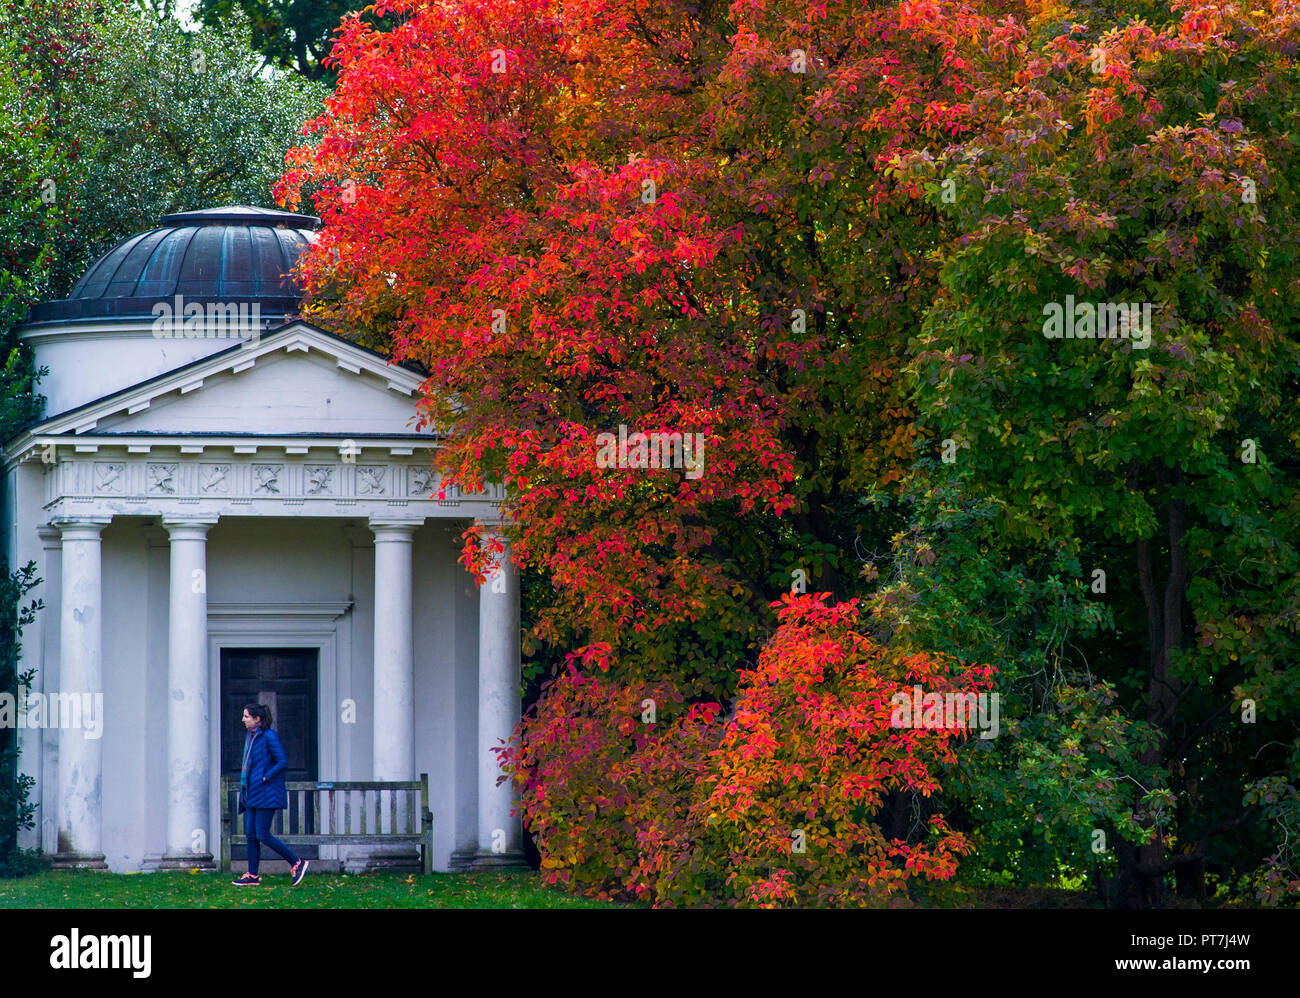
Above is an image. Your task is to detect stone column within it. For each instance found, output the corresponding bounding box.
[52,517,110,869]
[370,521,417,781]
[475,527,524,867]
[159,518,217,869]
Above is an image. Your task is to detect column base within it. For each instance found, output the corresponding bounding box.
[356,851,423,874]
[50,852,109,871]
[462,849,529,872]
[155,852,216,871]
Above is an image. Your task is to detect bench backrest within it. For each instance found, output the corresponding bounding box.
[220,776,432,839]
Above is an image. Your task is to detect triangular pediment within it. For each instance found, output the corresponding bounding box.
[29,323,436,439]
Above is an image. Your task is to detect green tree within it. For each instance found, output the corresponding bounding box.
[62,1,327,279]
[197,0,363,80]
[899,0,1300,906]
[0,13,67,874]
[0,560,44,877]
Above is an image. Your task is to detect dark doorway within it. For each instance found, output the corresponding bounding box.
[221,648,319,860]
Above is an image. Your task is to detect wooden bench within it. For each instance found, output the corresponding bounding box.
[220,775,433,875]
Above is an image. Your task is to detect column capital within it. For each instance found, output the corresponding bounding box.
[51,516,111,539]
[369,520,420,541]
[36,525,62,547]
[161,517,218,540]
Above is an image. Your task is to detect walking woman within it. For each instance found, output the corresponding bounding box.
[232,703,309,886]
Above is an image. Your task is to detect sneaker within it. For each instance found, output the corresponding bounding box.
[291,859,310,886]
[232,873,261,886]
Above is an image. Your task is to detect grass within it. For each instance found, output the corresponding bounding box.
[0,869,625,909]
[3,870,1250,909]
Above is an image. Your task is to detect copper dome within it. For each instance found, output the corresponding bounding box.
[26,205,321,325]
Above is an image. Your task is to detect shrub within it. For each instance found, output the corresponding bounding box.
[501,668,718,901]
[650,593,994,907]
[0,559,44,878]
[505,593,993,906]
[1244,777,1300,907]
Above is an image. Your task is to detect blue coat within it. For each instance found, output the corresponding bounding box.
[241,728,289,809]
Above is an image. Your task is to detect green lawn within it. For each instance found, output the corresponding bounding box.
[0,869,624,909]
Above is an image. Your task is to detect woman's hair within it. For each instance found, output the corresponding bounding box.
[243,703,273,730]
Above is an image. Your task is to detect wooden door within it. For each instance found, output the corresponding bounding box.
[221,648,319,858]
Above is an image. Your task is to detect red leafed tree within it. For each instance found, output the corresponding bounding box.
[275,0,1300,907]
[498,593,992,906]
[274,0,1013,694]
[278,0,797,697]
[498,669,722,900]
[648,593,994,907]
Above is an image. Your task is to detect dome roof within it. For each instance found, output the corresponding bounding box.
[26,205,321,325]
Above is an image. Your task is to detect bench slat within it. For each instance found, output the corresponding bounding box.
[230,835,425,846]
[219,776,432,873]
[284,781,425,790]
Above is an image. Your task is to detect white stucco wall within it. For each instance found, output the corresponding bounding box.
[22,322,257,419]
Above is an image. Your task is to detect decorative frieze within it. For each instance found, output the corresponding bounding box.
[200,464,230,494]
[94,463,124,493]
[148,463,178,494]
[357,466,387,496]
[253,464,282,495]
[42,449,505,516]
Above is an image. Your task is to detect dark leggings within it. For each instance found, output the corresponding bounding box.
[245,806,298,875]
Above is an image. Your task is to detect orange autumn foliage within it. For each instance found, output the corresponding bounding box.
[502,593,995,906]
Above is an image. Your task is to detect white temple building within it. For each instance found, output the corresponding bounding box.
[2,206,523,872]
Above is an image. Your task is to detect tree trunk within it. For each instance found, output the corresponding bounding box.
[1175,856,1206,899]
[1123,466,1189,907]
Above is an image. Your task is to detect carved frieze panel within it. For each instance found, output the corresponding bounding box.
[148,463,178,495]
[305,465,335,496]
[253,464,283,495]
[200,464,231,495]
[356,466,387,496]
[95,462,124,494]
[40,452,504,515]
